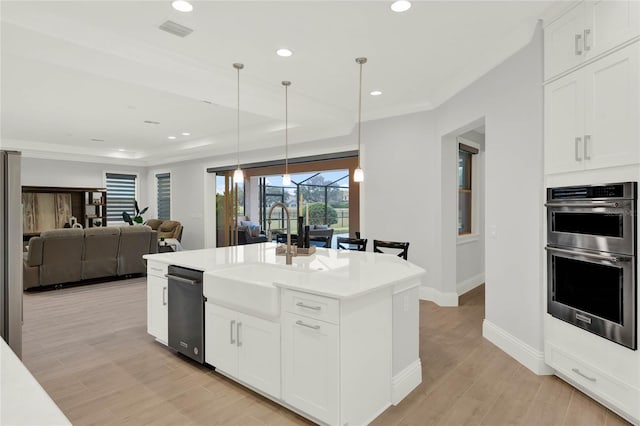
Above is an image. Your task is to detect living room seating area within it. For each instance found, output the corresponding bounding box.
[23,226,157,290]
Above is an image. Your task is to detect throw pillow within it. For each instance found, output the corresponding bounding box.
[249,224,260,237]
[315,224,329,230]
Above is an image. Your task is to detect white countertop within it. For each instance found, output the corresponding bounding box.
[145,242,425,299]
[0,338,71,426]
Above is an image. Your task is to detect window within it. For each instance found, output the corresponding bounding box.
[106,173,136,224]
[156,173,171,221]
[458,143,478,235]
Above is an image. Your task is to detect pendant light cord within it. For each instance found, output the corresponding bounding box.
[357,59,363,168]
[285,83,289,175]
[236,67,240,169]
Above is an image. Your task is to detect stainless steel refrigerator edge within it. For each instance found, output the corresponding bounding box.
[1,150,22,357]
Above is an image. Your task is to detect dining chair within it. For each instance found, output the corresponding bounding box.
[309,235,330,248]
[373,240,410,260]
[336,237,368,251]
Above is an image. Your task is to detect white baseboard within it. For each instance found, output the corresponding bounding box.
[456,273,485,296]
[420,286,458,307]
[482,319,554,376]
[391,359,422,405]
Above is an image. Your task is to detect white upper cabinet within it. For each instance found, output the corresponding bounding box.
[587,0,640,57]
[544,70,585,174]
[583,42,640,169]
[545,41,639,174]
[544,0,640,80]
[545,3,588,79]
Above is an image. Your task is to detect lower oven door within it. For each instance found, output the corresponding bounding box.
[547,246,636,350]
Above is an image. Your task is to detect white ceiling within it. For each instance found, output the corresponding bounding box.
[0,0,556,166]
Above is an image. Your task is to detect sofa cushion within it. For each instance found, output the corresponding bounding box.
[39,228,84,285]
[83,227,120,280]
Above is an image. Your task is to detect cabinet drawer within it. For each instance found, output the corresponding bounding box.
[547,343,639,417]
[283,290,339,325]
[147,261,168,278]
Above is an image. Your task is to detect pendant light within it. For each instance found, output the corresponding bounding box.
[354,57,367,183]
[233,63,244,184]
[282,81,292,186]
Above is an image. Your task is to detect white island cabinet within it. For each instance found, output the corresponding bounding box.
[146,260,168,345]
[205,303,281,399]
[144,243,425,426]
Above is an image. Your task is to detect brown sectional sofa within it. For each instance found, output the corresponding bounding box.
[23,226,157,290]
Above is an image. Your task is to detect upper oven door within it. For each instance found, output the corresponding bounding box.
[546,199,635,255]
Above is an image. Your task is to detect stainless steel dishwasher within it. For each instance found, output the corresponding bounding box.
[166,265,205,364]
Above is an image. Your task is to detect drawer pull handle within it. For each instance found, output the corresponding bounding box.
[575,33,583,55]
[296,302,321,311]
[237,322,242,347]
[151,267,162,272]
[572,368,597,382]
[230,320,236,344]
[296,320,320,330]
[162,287,167,306]
[583,28,591,51]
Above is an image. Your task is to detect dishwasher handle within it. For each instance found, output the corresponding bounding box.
[165,274,201,285]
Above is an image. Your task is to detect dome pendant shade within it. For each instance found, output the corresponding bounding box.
[353,167,364,183]
[233,168,244,184]
[282,174,292,186]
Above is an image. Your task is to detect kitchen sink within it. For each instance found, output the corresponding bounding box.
[203,263,304,319]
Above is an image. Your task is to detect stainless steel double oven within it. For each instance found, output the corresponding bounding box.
[546,182,637,350]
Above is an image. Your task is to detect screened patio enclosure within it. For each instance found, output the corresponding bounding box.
[257,170,350,238]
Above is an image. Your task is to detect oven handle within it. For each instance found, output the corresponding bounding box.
[544,202,621,208]
[545,246,632,263]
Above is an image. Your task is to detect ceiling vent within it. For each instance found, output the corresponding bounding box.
[144,120,160,125]
[159,20,193,38]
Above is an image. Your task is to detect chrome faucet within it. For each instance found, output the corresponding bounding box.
[267,202,294,265]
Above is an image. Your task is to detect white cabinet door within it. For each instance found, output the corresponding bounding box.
[587,0,640,58]
[147,275,168,344]
[282,313,339,426]
[237,313,281,398]
[545,3,587,79]
[584,42,640,169]
[205,303,238,377]
[544,71,586,174]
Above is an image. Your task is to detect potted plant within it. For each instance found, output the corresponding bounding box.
[122,201,148,225]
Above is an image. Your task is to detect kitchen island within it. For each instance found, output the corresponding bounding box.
[144,242,425,426]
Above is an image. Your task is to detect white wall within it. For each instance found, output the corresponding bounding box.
[21,157,148,223]
[360,111,438,285]
[436,23,545,358]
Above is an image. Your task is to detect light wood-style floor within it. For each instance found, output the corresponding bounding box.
[22,279,630,425]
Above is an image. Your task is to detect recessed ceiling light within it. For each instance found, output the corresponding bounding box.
[168,136,177,140]
[90,138,105,142]
[144,120,160,125]
[181,132,191,136]
[390,1,412,12]
[171,0,193,12]
[370,90,382,96]
[276,48,293,57]
[118,148,126,152]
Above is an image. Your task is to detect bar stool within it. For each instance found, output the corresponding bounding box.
[373,240,410,260]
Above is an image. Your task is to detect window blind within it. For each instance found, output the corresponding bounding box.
[106,173,136,224]
[156,173,171,221]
